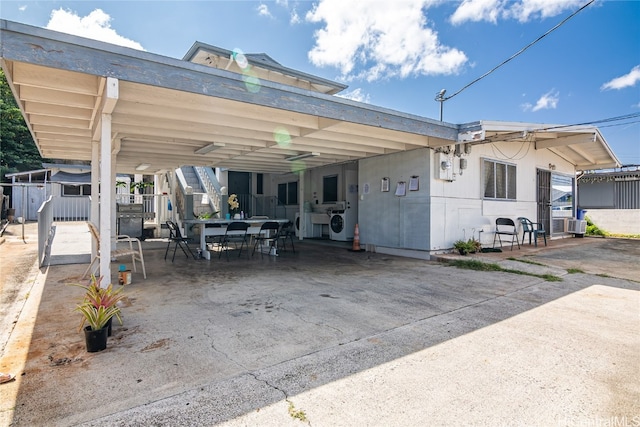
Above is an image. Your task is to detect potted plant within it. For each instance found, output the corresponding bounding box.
[453,238,482,255]
[453,239,471,255]
[73,275,124,352]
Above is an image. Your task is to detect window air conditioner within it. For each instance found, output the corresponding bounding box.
[567,219,587,234]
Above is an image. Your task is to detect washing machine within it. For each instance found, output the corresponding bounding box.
[329,209,348,241]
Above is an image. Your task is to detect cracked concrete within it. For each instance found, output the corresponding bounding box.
[0,222,638,426]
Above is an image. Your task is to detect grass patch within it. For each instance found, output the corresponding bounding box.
[567,268,585,274]
[449,259,562,282]
[507,257,546,266]
[596,273,612,278]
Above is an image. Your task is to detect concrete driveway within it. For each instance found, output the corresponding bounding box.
[1,223,638,426]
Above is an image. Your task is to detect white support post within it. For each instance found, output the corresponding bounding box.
[97,77,119,287]
[99,113,112,287]
[298,170,305,241]
[90,140,99,262]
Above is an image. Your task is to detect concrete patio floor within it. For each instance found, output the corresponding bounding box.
[1,222,638,426]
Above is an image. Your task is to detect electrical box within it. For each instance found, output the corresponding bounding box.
[436,152,455,181]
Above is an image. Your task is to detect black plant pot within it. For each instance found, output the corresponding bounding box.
[106,317,113,337]
[84,325,108,352]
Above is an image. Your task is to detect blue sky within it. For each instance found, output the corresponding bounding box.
[2,0,639,165]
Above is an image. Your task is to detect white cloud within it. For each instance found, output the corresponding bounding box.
[336,88,370,103]
[601,65,640,91]
[450,0,586,25]
[257,4,272,18]
[506,0,585,23]
[19,5,27,12]
[526,89,559,112]
[290,8,301,25]
[305,0,467,81]
[450,0,503,25]
[46,8,144,50]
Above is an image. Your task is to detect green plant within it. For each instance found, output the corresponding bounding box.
[453,238,481,255]
[71,275,124,331]
[585,216,607,237]
[75,304,120,331]
[197,211,219,219]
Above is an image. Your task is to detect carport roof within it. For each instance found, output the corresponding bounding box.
[1,20,620,175]
[0,20,456,175]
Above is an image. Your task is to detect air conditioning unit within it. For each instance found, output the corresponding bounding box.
[566,219,587,234]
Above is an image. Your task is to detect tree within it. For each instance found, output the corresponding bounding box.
[1,68,46,182]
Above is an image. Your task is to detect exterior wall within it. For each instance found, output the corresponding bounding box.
[358,148,431,254]
[429,141,574,252]
[583,209,640,235]
[577,170,640,235]
[11,184,48,220]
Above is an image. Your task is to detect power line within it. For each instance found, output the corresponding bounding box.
[437,0,595,104]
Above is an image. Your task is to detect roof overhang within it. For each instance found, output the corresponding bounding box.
[458,121,621,171]
[0,19,456,175]
[182,42,348,95]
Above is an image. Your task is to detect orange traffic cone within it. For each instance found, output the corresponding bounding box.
[352,223,361,251]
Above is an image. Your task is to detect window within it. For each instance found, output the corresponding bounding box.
[323,175,338,203]
[278,181,298,205]
[62,184,91,196]
[256,173,263,195]
[483,159,516,200]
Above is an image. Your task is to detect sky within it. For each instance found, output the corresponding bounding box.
[1,0,639,166]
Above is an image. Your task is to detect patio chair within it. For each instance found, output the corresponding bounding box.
[277,221,295,253]
[492,217,520,251]
[252,221,281,258]
[82,221,147,279]
[517,217,547,247]
[219,221,250,260]
[165,220,197,262]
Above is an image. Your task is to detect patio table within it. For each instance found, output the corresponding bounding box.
[183,218,289,260]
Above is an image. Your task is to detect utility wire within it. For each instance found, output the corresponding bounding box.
[441,0,595,102]
[539,112,640,131]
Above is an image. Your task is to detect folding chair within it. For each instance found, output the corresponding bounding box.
[219,221,250,260]
[83,222,147,279]
[252,221,281,258]
[165,221,197,261]
[517,217,547,247]
[277,221,295,253]
[492,217,520,251]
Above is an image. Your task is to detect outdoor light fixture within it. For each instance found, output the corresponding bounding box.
[285,152,319,162]
[435,88,447,121]
[194,143,224,155]
[135,163,151,171]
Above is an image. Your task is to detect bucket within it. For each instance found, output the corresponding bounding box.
[577,209,587,220]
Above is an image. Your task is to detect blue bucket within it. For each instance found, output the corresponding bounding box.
[577,209,587,220]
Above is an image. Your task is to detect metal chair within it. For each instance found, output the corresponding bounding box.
[277,221,295,253]
[492,217,520,251]
[83,222,147,279]
[165,221,197,262]
[219,221,250,260]
[252,221,281,258]
[517,217,547,247]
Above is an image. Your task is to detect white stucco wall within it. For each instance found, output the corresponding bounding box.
[429,141,574,251]
[583,209,640,235]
